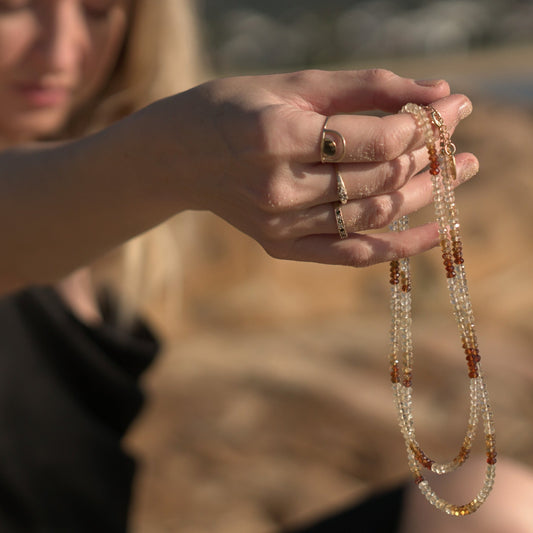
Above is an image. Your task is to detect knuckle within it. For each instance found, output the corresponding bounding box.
[360,68,396,86]
[385,154,413,191]
[387,240,412,264]
[395,241,411,260]
[368,134,386,162]
[254,179,294,214]
[366,196,396,229]
[287,69,325,88]
[343,242,374,268]
[371,122,404,162]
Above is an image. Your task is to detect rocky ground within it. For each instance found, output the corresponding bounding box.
[125,47,533,532]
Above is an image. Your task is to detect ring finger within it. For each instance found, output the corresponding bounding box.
[300,145,429,207]
[280,152,478,238]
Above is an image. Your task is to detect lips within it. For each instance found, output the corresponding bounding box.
[12,81,71,108]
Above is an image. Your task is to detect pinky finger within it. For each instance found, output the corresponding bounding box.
[277,222,440,267]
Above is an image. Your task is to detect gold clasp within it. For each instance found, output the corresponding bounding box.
[430,107,444,128]
[444,142,456,157]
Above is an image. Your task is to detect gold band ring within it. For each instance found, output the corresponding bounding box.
[335,165,348,204]
[320,117,347,163]
[334,203,348,240]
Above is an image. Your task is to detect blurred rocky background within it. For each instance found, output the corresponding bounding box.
[200,0,533,73]
[127,1,533,532]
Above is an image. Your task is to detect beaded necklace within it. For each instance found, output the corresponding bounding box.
[388,103,496,516]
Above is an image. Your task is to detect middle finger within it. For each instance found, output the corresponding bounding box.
[299,145,429,206]
[275,152,478,239]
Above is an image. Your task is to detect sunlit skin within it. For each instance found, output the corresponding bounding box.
[2,6,533,532]
[0,3,479,297]
[0,0,131,147]
[0,0,132,318]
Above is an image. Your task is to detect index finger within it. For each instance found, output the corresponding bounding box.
[281,69,450,115]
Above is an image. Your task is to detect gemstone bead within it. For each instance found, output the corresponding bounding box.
[323,138,336,157]
[388,103,495,516]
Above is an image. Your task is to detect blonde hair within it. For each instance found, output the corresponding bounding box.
[79,0,208,333]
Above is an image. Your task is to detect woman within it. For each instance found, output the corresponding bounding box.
[0,0,488,531]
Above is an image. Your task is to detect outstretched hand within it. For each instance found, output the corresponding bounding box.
[155,68,477,267]
[0,69,479,293]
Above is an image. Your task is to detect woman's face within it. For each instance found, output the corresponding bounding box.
[0,0,131,145]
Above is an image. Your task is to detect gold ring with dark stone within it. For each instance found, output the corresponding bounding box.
[320,117,347,163]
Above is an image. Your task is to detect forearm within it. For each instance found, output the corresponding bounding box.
[0,69,473,295]
[0,107,185,294]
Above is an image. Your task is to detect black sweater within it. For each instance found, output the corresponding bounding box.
[0,286,158,532]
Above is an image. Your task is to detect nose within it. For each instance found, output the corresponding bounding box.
[34,1,90,75]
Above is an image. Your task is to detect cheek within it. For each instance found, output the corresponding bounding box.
[0,19,34,74]
[78,11,129,102]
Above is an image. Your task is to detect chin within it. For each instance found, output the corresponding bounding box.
[2,109,71,143]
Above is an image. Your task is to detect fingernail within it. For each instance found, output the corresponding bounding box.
[415,78,444,87]
[462,159,479,181]
[458,99,473,120]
